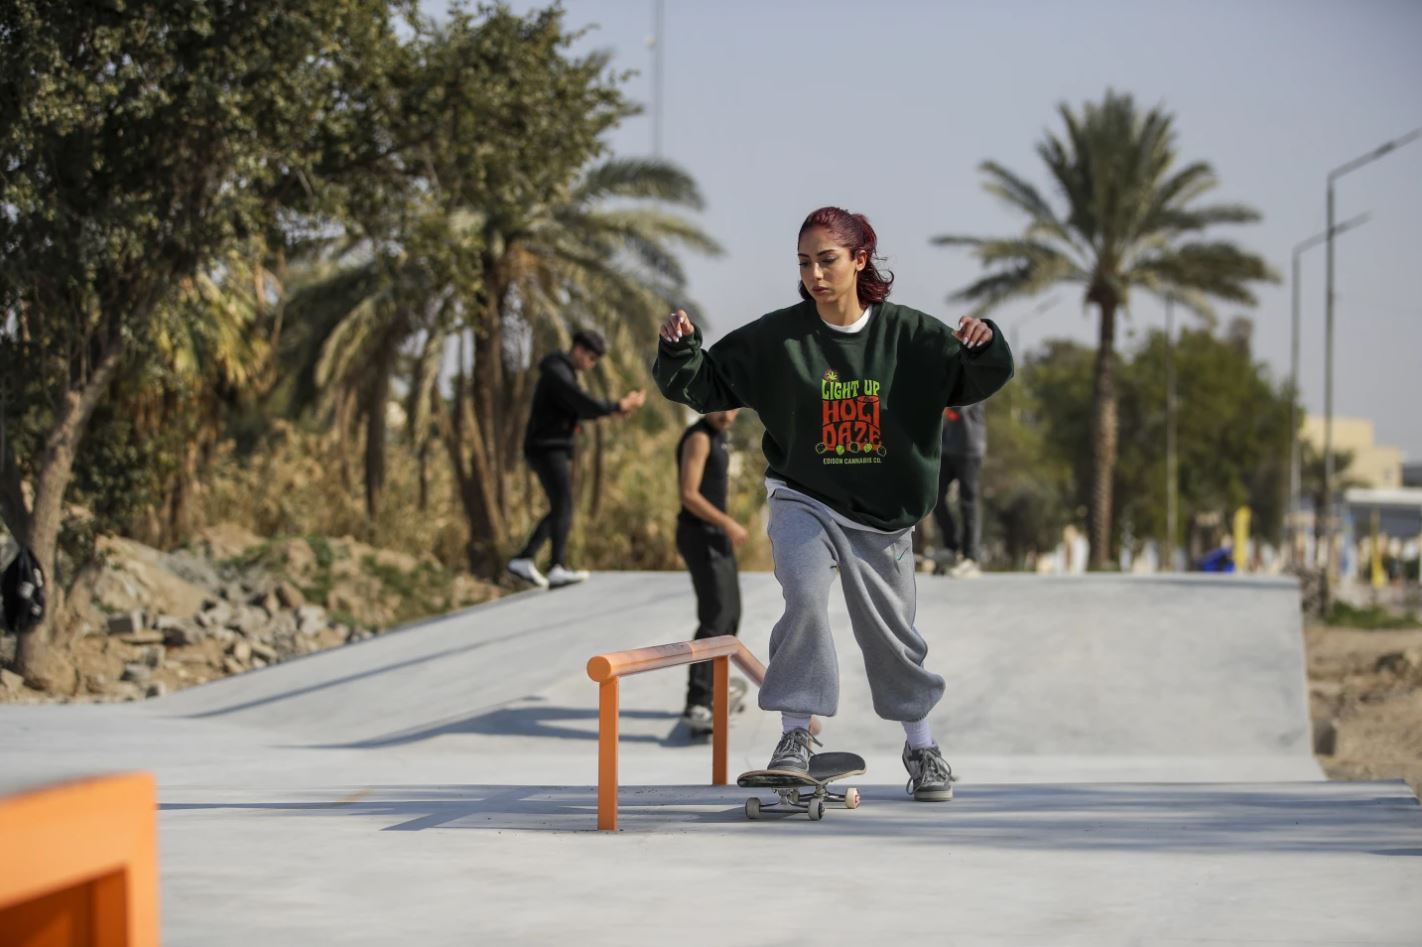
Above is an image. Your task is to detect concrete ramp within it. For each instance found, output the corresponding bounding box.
[4,572,1418,946]
[152,571,1316,781]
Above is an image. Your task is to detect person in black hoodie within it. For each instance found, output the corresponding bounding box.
[507,330,646,589]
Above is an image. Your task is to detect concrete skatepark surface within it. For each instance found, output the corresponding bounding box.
[4,573,1420,945]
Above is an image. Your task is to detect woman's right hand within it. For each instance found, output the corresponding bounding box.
[659,309,695,344]
[727,521,750,549]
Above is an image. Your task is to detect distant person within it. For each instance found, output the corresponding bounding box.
[933,401,986,577]
[653,206,1014,801]
[507,329,645,589]
[675,409,748,734]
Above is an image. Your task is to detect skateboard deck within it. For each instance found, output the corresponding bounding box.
[737,751,866,821]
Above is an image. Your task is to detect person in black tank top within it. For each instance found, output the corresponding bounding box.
[675,409,746,730]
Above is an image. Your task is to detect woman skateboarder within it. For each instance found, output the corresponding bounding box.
[652,207,1014,801]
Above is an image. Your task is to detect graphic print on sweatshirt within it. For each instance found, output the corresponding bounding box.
[816,369,886,464]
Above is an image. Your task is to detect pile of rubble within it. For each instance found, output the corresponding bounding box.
[1,524,497,703]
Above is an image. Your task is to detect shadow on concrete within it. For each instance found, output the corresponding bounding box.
[158,782,1422,853]
[170,589,681,721]
[301,698,747,750]
[304,703,696,749]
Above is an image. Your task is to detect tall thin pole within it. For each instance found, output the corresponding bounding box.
[1321,128,1420,613]
[1324,180,1336,599]
[651,0,665,157]
[1290,214,1367,567]
[1289,247,1301,562]
[1164,297,1177,571]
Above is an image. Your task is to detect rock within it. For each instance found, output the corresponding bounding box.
[228,606,267,637]
[269,611,299,639]
[93,535,209,620]
[161,621,203,647]
[20,650,78,695]
[0,668,25,696]
[229,640,252,664]
[297,605,328,635]
[118,630,165,646]
[107,610,146,635]
[221,582,245,603]
[141,646,164,669]
[121,663,152,684]
[222,656,245,676]
[252,590,281,617]
[111,681,145,702]
[274,581,306,609]
[249,640,278,663]
[1374,648,1422,676]
[83,673,111,695]
[198,601,233,628]
[145,682,168,699]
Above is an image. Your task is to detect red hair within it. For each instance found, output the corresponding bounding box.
[797,206,894,304]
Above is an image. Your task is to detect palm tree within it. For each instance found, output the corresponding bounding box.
[445,156,721,570]
[935,90,1274,569]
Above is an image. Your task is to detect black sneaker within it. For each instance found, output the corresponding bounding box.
[767,728,814,773]
[684,704,713,735]
[902,742,955,801]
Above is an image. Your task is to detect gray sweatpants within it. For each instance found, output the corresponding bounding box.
[757,494,945,721]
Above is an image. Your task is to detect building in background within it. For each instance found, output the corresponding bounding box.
[1301,415,1403,489]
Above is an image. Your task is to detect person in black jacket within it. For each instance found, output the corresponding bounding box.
[507,329,645,589]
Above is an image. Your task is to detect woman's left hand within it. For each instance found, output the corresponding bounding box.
[954,316,993,349]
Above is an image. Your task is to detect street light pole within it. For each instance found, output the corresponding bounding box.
[1322,128,1421,613]
[650,0,665,157]
[1290,214,1367,565]
[1164,297,1177,571]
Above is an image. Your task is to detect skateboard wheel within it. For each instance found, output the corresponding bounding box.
[808,798,825,821]
[844,787,860,809]
[745,798,761,820]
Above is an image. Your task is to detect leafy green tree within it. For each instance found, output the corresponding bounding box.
[400,5,720,571]
[0,0,402,687]
[935,90,1275,568]
[1000,320,1295,566]
[1116,323,1294,549]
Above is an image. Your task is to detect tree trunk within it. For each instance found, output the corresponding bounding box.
[589,423,604,518]
[364,347,395,523]
[12,341,124,689]
[1088,299,1119,570]
[437,357,507,577]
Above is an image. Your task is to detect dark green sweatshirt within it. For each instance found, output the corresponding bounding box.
[652,300,1014,531]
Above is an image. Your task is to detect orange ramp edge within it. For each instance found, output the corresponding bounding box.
[0,772,159,947]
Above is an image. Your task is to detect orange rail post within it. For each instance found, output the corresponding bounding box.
[597,679,620,831]
[711,656,729,786]
[0,772,159,947]
[588,635,761,831]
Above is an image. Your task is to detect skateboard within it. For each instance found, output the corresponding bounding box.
[737,751,866,821]
[685,677,748,737]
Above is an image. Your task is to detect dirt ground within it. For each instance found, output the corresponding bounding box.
[1305,623,1422,798]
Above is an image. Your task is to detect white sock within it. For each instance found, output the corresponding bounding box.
[781,712,812,734]
[903,718,934,749]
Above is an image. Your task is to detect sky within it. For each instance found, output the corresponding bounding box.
[429,0,1422,460]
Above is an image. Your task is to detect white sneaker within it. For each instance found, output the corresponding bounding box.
[506,557,549,589]
[546,565,590,588]
[949,558,982,578]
